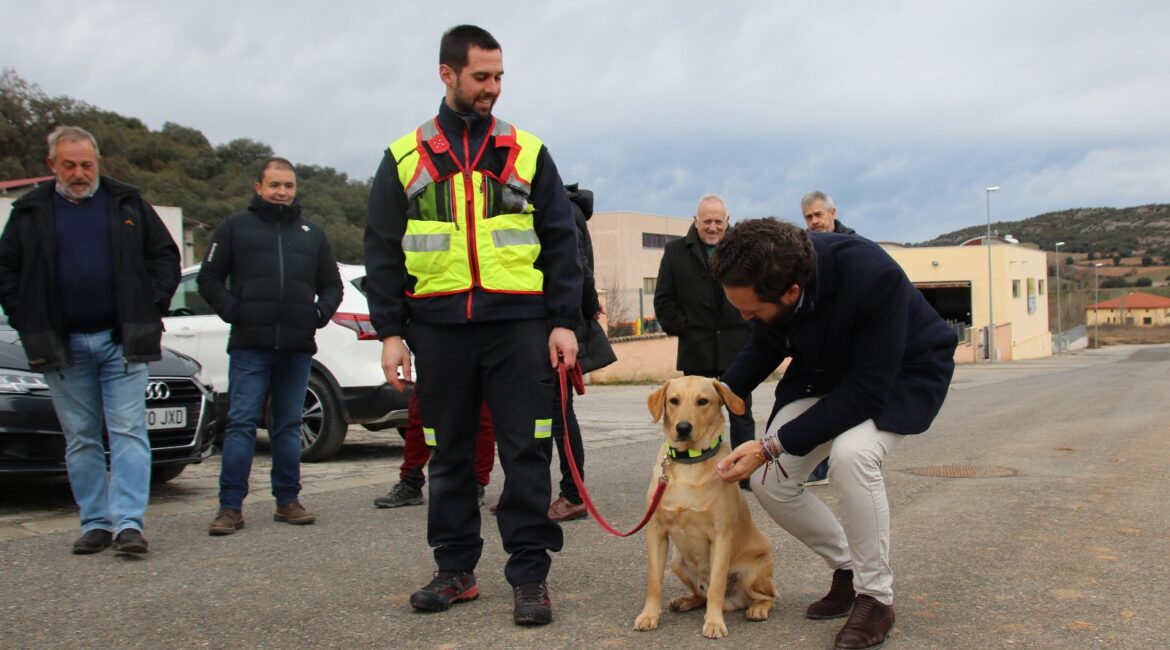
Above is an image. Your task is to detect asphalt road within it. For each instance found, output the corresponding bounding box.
[1,344,1167,649]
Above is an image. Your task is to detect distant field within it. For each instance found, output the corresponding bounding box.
[1094,324,1170,346]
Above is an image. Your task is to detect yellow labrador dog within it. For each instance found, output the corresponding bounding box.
[633,376,776,639]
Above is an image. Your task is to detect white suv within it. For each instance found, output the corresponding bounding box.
[162,263,409,461]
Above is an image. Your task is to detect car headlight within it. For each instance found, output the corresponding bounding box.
[0,369,51,394]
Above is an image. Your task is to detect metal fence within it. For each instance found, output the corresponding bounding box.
[1053,324,1086,353]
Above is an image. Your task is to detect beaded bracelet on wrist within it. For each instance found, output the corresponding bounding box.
[758,434,789,482]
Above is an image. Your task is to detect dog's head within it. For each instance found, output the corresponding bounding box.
[647,377,746,450]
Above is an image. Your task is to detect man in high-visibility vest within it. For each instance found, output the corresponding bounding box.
[363,24,582,627]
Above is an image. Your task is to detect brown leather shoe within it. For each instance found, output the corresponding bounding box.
[547,496,587,522]
[807,568,856,619]
[834,595,895,650]
[273,501,315,525]
[209,509,245,536]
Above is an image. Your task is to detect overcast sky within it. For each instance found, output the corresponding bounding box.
[5,1,1168,243]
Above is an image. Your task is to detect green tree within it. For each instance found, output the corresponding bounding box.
[215,138,274,166]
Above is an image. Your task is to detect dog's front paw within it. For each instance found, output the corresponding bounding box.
[702,616,729,639]
[634,609,660,631]
[668,595,705,612]
[745,600,772,621]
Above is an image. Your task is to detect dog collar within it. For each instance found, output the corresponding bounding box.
[667,434,723,464]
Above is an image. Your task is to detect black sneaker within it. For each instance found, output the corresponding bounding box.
[113,529,149,557]
[71,529,113,555]
[374,481,425,509]
[512,580,553,625]
[410,571,479,612]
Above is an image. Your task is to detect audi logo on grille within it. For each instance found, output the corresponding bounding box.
[144,381,171,401]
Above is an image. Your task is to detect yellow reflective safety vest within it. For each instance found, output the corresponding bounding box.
[389,117,544,298]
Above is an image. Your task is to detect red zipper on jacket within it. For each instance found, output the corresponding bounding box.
[441,119,493,320]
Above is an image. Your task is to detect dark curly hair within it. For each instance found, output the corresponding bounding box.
[708,218,816,302]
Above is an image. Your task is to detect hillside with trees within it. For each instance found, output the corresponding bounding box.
[1,69,368,262]
[921,204,1170,263]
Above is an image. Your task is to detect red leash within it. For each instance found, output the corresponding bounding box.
[557,363,667,537]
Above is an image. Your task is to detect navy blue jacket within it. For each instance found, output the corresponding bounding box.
[721,233,957,456]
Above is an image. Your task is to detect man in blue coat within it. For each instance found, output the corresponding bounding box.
[711,218,956,650]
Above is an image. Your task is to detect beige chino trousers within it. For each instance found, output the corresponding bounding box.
[749,396,903,605]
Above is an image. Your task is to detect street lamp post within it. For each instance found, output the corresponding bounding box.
[1094,262,1103,348]
[1055,241,1065,354]
[985,186,1000,362]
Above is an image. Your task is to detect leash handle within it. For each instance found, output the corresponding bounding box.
[557,363,665,537]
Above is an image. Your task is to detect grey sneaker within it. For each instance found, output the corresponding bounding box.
[374,481,425,508]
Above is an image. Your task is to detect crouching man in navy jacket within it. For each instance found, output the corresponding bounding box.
[711,218,957,650]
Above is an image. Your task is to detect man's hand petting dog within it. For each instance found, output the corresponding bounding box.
[715,441,766,483]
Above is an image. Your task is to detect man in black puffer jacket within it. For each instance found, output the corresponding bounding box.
[198,157,343,536]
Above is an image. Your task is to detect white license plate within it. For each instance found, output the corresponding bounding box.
[147,407,187,430]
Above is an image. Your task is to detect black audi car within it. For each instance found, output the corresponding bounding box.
[0,319,216,483]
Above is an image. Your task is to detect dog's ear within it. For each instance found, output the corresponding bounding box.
[647,379,671,423]
[712,380,746,416]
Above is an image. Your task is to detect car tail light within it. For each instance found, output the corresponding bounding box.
[331,312,379,340]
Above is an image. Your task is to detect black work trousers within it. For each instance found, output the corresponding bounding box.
[408,319,561,586]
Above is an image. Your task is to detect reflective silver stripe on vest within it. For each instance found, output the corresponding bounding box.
[490,117,513,137]
[490,118,533,193]
[403,122,443,198]
[404,165,436,200]
[402,233,451,252]
[491,229,539,248]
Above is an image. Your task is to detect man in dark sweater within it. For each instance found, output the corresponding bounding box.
[198,158,343,536]
[711,219,956,650]
[0,125,180,556]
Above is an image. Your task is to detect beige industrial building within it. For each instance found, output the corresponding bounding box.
[588,211,693,328]
[882,239,1052,361]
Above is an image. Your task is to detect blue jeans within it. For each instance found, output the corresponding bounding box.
[218,348,312,511]
[44,330,151,535]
